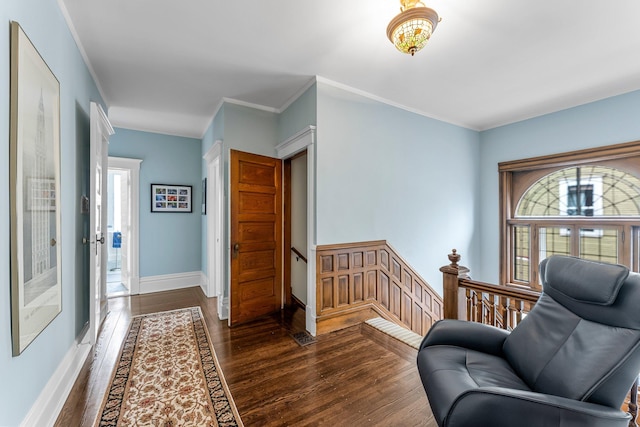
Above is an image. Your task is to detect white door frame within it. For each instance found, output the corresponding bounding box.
[275,126,317,336]
[204,140,226,319]
[89,102,113,345]
[108,156,142,295]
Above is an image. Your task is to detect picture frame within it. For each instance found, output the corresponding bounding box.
[151,183,193,213]
[201,178,207,215]
[9,21,63,356]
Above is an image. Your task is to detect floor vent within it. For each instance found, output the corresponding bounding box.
[291,330,316,347]
[365,317,423,349]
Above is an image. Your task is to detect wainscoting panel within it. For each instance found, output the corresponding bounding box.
[316,241,443,335]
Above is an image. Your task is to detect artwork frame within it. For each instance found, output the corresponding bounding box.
[9,21,63,356]
[151,183,193,213]
[201,178,207,215]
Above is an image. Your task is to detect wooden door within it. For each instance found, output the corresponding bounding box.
[89,102,113,344]
[230,150,282,326]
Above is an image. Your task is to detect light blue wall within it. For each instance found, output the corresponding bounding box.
[224,103,279,157]
[316,82,481,294]
[109,128,203,277]
[0,0,104,424]
[199,103,279,297]
[478,89,640,283]
[277,83,317,143]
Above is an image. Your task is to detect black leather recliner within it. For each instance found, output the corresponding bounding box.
[417,255,640,427]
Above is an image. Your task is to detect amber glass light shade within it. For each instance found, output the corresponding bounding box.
[387,2,439,56]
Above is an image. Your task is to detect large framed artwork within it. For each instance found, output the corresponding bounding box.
[151,184,193,213]
[9,21,62,356]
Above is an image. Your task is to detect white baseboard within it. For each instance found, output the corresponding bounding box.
[21,328,92,427]
[129,275,140,295]
[199,271,211,297]
[139,271,201,294]
[218,296,229,320]
[306,305,317,337]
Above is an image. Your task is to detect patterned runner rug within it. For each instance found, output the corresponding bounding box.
[95,307,243,426]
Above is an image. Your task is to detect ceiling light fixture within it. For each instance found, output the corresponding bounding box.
[386,0,440,56]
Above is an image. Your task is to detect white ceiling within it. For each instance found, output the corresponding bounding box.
[59,0,640,138]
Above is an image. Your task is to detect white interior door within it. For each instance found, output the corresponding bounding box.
[204,141,225,318]
[89,102,113,345]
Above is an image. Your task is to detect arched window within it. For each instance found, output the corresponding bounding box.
[516,166,640,218]
[499,142,640,290]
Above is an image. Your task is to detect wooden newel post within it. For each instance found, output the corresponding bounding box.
[441,249,469,320]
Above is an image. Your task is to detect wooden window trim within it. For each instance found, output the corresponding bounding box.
[499,140,640,287]
[499,140,640,172]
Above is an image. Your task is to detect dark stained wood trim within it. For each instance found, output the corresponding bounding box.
[291,294,306,310]
[317,240,387,251]
[284,157,292,307]
[499,170,510,286]
[316,241,443,336]
[498,139,640,289]
[290,149,308,161]
[291,246,307,264]
[498,140,640,172]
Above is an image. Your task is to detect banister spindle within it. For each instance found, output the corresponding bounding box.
[500,297,509,330]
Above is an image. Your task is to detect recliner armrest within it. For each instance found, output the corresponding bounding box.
[444,387,630,427]
[419,319,509,357]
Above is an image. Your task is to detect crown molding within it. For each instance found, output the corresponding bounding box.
[56,0,110,107]
[277,76,317,113]
[315,75,477,131]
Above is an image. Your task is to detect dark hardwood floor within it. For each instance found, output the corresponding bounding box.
[55,287,436,426]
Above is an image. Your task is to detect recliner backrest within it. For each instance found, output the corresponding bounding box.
[502,255,640,408]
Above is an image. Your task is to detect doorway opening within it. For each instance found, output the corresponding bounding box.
[107,156,142,297]
[284,150,308,310]
[107,169,129,296]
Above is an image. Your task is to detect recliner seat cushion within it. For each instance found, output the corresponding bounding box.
[417,345,530,425]
[503,294,640,405]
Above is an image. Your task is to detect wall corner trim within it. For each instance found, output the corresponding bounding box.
[20,328,92,427]
[219,297,230,321]
[199,271,211,297]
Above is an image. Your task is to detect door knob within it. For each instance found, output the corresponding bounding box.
[233,243,239,258]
